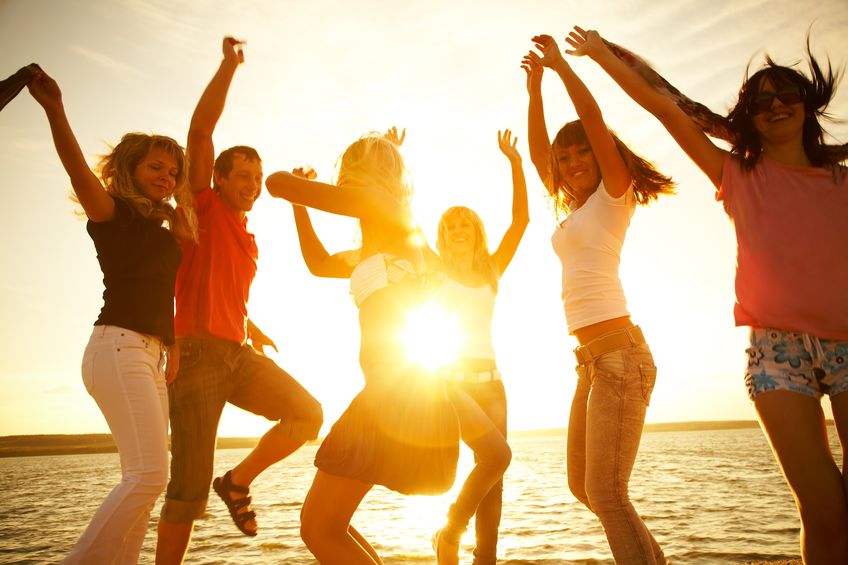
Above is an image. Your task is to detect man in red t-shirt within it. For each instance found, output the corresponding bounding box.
[155,37,322,563]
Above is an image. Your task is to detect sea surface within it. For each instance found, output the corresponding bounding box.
[0,427,841,564]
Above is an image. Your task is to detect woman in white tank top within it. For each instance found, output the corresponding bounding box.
[430,129,528,565]
[523,34,674,564]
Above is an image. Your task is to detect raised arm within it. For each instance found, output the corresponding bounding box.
[27,69,115,221]
[288,168,359,278]
[187,37,244,193]
[491,129,529,275]
[265,170,413,232]
[532,34,630,198]
[567,27,725,188]
[522,54,552,186]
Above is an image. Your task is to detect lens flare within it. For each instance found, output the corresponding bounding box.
[402,302,462,370]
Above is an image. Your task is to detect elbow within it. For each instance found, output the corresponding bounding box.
[264,173,288,199]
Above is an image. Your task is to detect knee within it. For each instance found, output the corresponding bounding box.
[127,464,169,498]
[299,504,337,550]
[585,476,627,514]
[299,400,324,441]
[487,442,511,476]
[798,496,848,534]
[567,477,590,509]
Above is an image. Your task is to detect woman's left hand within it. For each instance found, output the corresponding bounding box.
[564,26,604,58]
[384,126,406,146]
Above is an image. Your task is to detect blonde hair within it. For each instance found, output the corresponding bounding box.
[336,133,412,204]
[95,133,198,240]
[437,206,499,291]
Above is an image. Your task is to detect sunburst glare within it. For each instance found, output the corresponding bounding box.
[402,302,462,370]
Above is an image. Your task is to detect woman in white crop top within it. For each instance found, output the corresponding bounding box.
[429,129,528,565]
[266,129,511,565]
[573,26,848,562]
[523,33,674,564]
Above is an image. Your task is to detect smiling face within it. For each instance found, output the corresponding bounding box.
[440,213,478,257]
[554,143,602,201]
[749,77,806,145]
[214,153,263,215]
[133,147,179,202]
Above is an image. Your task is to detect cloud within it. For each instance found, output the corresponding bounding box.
[69,45,142,77]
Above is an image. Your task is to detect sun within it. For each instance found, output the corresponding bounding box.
[402,302,463,370]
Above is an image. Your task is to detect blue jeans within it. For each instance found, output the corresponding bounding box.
[450,380,507,565]
[161,337,322,521]
[566,342,664,564]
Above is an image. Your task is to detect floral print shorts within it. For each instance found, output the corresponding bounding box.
[745,328,848,400]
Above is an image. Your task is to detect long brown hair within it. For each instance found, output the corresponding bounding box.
[548,121,675,214]
[727,39,847,170]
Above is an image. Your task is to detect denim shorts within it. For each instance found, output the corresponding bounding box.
[161,337,323,522]
[745,327,848,400]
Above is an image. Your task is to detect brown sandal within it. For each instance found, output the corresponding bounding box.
[212,470,257,537]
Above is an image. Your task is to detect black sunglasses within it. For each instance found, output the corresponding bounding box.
[749,85,804,115]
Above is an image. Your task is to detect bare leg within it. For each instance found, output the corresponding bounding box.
[834,392,848,509]
[154,519,193,565]
[300,470,377,564]
[349,525,383,564]
[755,390,848,564]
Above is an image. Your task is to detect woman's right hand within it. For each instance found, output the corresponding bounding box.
[531,34,565,69]
[26,68,62,112]
[497,128,521,163]
[222,36,245,65]
[521,52,544,94]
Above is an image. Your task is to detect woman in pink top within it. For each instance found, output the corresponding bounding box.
[572,27,848,563]
[524,35,674,564]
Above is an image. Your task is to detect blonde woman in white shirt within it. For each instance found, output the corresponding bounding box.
[523,34,674,564]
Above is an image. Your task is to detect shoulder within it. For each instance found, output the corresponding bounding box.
[595,181,635,208]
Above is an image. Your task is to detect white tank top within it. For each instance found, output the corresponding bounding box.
[551,182,635,333]
[432,277,497,361]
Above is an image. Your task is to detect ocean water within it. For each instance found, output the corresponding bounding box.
[0,427,841,564]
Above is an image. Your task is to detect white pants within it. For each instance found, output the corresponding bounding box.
[63,326,169,565]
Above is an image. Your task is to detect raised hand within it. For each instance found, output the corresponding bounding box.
[222,36,246,65]
[521,51,544,94]
[531,34,565,69]
[384,126,406,146]
[497,129,521,162]
[564,26,604,58]
[292,166,318,180]
[26,67,62,112]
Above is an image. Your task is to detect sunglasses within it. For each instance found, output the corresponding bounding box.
[749,85,804,115]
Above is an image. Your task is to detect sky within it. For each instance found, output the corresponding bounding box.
[0,0,846,437]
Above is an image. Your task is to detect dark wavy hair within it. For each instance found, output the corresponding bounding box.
[548,120,675,214]
[727,39,846,170]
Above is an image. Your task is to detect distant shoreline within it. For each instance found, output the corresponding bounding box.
[0,420,834,459]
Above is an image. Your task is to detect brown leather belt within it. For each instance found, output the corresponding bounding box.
[573,326,645,365]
